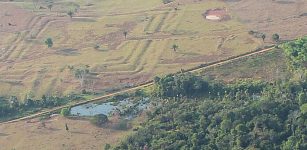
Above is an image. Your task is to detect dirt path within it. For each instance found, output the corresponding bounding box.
[0,45,275,125]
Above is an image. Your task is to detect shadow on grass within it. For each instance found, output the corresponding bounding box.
[55,48,80,56]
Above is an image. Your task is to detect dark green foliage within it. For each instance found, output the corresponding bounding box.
[67,10,74,18]
[115,55,307,150]
[0,94,83,121]
[282,37,307,69]
[172,44,178,52]
[104,144,111,150]
[45,37,53,48]
[154,73,210,97]
[60,107,70,117]
[272,33,280,43]
[91,114,108,127]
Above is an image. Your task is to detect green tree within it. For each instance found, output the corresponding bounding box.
[272,33,280,43]
[282,37,307,68]
[60,107,70,117]
[45,38,53,48]
[172,44,178,52]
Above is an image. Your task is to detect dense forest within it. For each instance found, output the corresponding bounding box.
[113,38,307,150]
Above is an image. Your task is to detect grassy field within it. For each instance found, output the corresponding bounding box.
[0,0,265,100]
[198,48,290,82]
[0,113,147,150]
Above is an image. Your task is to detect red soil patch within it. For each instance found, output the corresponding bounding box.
[203,8,230,21]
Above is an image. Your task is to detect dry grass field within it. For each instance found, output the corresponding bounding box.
[0,114,146,150]
[0,0,265,100]
[198,48,290,82]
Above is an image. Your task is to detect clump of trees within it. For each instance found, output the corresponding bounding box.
[0,94,83,121]
[282,37,307,69]
[115,74,307,150]
[153,73,209,98]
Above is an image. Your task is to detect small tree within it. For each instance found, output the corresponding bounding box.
[123,31,128,39]
[61,107,70,117]
[272,33,280,43]
[172,44,179,52]
[73,66,90,88]
[67,10,74,18]
[261,34,266,42]
[45,38,53,48]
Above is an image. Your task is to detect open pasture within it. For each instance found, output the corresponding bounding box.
[1,0,305,100]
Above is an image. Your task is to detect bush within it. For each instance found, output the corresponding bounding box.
[272,33,280,42]
[60,107,70,117]
[91,114,108,126]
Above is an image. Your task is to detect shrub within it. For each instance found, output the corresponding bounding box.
[91,114,108,126]
[60,107,70,117]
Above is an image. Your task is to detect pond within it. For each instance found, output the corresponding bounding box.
[70,97,150,118]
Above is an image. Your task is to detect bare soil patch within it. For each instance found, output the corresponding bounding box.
[203,8,230,21]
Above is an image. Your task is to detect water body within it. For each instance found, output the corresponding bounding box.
[70,98,149,117]
[70,102,116,116]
